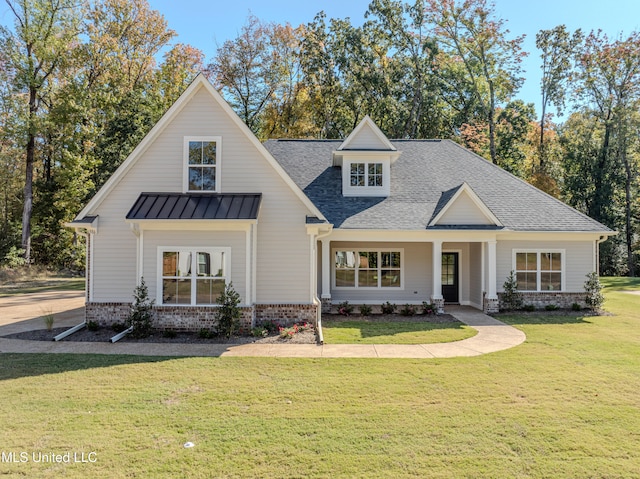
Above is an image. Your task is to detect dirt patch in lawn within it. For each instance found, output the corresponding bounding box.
[3,326,317,345]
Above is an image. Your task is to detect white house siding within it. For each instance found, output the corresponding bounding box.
[496,240,594,292]
[330,241,432,304]
[469,242,483,308]
[142,230,247,303]
[344,125,389,150]
[437,193,493,225]
[88,85,313,305]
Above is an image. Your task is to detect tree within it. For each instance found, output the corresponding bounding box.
[2,0,79,263]
[425,0,526,163]
[535,26,582,172]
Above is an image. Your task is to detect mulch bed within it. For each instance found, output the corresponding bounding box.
[322,313,458,324]
[3,327,317,345]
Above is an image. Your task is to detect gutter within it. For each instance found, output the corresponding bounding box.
[110,326,134,343]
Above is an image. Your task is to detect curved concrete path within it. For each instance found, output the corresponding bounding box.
[0,293,525,358]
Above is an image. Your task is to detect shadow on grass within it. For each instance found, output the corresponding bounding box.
[601,276,640,291]
[321,320,466,339]
[495,313,594,326]
[0,353,180,381]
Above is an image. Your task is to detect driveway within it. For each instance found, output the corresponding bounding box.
[0,290,85,334]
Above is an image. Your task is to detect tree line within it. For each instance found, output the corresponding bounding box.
[0,0,638,276]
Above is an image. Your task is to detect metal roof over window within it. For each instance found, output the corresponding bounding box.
[126,193,262,220]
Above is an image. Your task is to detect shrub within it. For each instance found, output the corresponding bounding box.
[572,302,582,312]
[126,277,155,338]
[501,271,523,311]
[400,304,416,316]
[215,282,241,338]
[381,301,396,314]
[3,246,27,268]
[359,304,372,316]
[584,272,605,312]
[87,320,100,331]
[251,327,269,338]
[545,304,559,311]
[521,304,536,312]
[422,302,435,315]
[111,322,127,333]
[338,301,354,316]
[162,330,177,338]
[42,311,55,331]
[198,328,215,339]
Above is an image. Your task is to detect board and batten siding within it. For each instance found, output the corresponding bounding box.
[329,241,432,303]
[88,85,314,304]
[496,240,595,292]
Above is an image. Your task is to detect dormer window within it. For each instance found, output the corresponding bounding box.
[184,136,221,192]
[342,158,390,197]
[350,162,383,187]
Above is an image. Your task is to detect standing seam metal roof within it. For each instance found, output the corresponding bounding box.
[126,193,262,220]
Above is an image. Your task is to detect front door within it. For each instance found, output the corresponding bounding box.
[442,252,459,303]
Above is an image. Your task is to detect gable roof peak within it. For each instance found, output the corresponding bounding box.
[338,115,396,151]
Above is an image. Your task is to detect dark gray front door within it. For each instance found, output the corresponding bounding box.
[442,252,459,303]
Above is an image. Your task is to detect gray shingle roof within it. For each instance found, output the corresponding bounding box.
[264,139,611,232]
[126,193,261,220]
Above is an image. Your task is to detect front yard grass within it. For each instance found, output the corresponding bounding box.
[0,277,638,478]
[321,319,476,344]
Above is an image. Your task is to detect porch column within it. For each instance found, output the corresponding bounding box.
[485,240,499,313]
[321,238,331,313]
[431,240,444,313]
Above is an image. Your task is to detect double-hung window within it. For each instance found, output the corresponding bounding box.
[514,250,563,291]
[334,249,402,288]
[160,247,230,305]
[184,136,220,192]
[350,162,383,187]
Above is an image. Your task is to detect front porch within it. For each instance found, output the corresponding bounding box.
[315,235,500,315]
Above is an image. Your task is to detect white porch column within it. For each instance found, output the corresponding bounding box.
[320,238,331,312]
[431,240,444,313]
[485,240,499,313]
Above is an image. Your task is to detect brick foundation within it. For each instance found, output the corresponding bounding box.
[497,292,588,310]
[85,302,317,332]
[483,297,500,314]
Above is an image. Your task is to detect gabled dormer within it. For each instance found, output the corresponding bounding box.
[332,116,401,197]
[429,182,502,227]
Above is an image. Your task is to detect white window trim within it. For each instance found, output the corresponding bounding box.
[512,249,566,292]
[157,246,231,306]
[183,136,221,193]
[342,159,391,197]
[332,248,405,290]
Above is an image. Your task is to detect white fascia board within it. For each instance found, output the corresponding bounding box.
[126,218,256,232]
[327,229,500,243]
[338,115,396,151]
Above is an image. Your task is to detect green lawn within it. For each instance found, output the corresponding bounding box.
[1,277,639,478]
[322,319,476,344]
[0,277,85,296]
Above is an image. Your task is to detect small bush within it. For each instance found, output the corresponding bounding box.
[545,304,559,311]
[87,320,100,331]
[42,312,55,331]
[198,328,215,339]
[215,282,241,338]
[126,277,155,338]
[251,327,269,338]
[400,304,416,316]
[572,302,582,312]
[584,272,605,312]
[501,271,523,311]
[381,301,396,314]
[421,302,435,315]
[338,301,354,316]
[521,304,536,312]
[162,330,177,338]
[359,304,372,316]
[3,246,27,268]
[261,320,280,334]
[111,322,127,333]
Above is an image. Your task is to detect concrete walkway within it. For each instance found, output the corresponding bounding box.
[0,292,525,358]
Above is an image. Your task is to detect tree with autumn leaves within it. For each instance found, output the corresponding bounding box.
[0,0,638,275]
